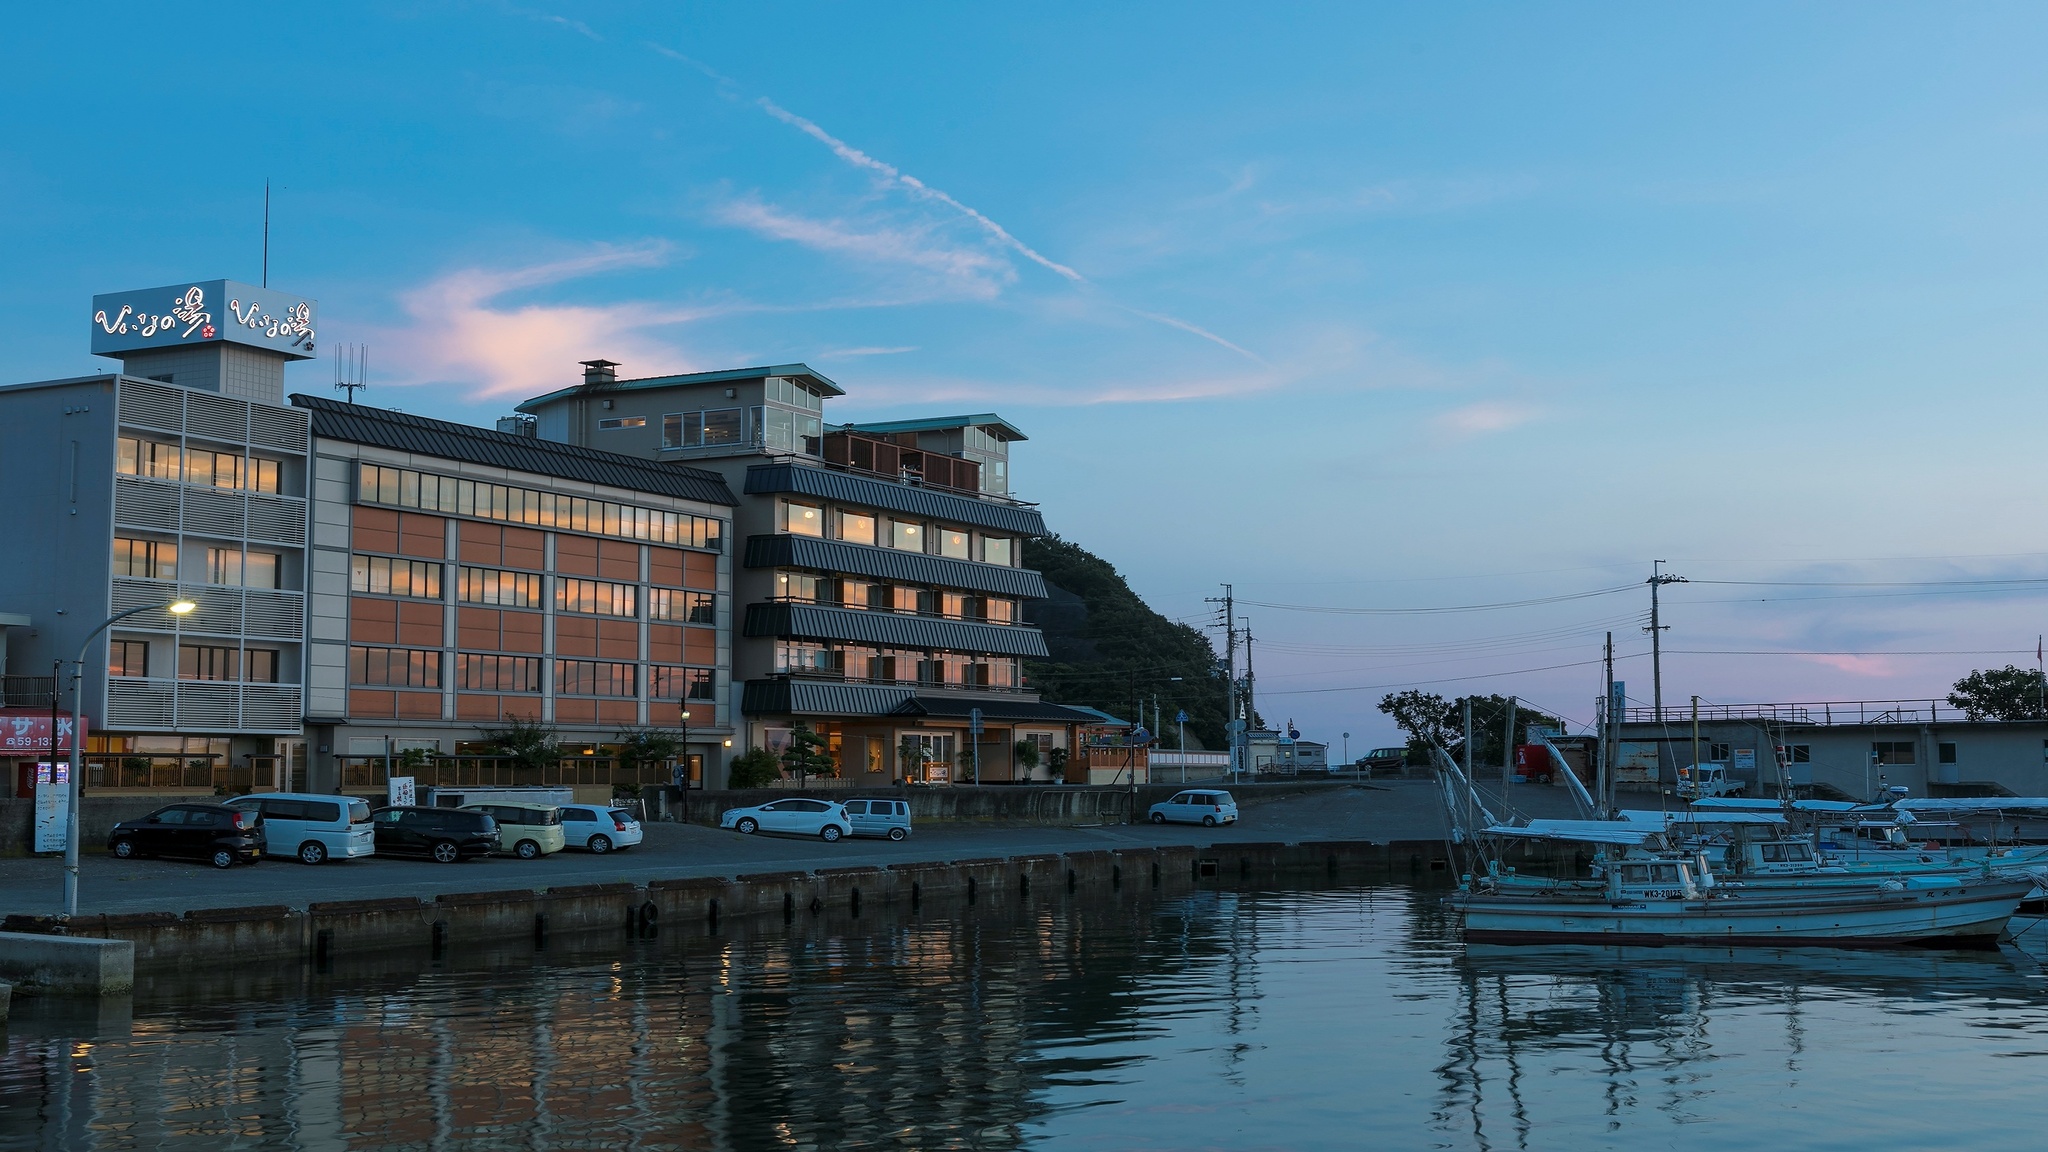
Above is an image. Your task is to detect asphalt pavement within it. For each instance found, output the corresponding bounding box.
[0,780,1586,918]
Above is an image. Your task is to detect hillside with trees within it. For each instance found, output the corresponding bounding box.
[1022,536,1228,749]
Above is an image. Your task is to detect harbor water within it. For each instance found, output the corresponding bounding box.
[8,882,2048,1150]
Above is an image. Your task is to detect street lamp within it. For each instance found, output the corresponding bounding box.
[64,599,195,918]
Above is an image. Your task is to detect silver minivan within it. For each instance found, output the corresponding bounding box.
[227,792,376,864]
[844,798,912,841]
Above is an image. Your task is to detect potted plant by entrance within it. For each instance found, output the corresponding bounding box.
[898,736,929,786]
[1014,739,1041,783]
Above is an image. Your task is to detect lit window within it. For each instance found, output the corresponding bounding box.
[113,537,178,580]
[980,536,1013,566]
[597,416,647,430]
[837,511,876,546]
[702,408,743,445]
[890,519,923,551]
[781,501,824,537]
[938,528,970,559]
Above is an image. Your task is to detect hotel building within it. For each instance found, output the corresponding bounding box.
[515,360,1096,782]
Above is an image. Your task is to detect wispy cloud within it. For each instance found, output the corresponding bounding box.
[1432,401,1540,438]
[710,197,1013,297]
[818,345,919,359]
[752,97,1085,284]
[378,242,719,400]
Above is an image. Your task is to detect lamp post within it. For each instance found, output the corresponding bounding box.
[65,599,196,918]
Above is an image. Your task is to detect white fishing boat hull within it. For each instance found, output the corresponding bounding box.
[1451,877,2032,949]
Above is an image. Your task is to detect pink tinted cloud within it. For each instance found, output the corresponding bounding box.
[380,243,712,400]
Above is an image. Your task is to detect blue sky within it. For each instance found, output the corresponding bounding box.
[10,3,2048,747]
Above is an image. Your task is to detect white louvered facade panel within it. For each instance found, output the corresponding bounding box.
[180,487,246,539]
[242,589,306,639]
[245,494,307,545]
[183,392,248,443]
[182,587,244,636]
[174,682,241,729]
[248,405,310,452]
[115,381,183,433]
[240,685,305,731]
[110,578,188,618]
[105,679,174,728]
[113,477,181,531]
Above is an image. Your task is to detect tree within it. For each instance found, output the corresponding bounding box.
[482,716,559,775]
[1377,691,1566,768]
[1047,746,1069,782]
[779,721,836,785]
[898,736,930,784]
[727,748,781,789]
[614,728,684,789]
[1013,738,1042,779]
[1948,665,2048,721]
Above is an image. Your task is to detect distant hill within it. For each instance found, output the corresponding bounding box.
[1023,536,1228,749]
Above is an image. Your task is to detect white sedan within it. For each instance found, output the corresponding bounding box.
[720,798,853,842]
[1148,789,1240,827]
[559,804,644,853]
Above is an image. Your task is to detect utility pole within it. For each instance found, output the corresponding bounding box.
[1207,584,1238,780]
[1502,696,1517,791]
[1645,561,1688,722]
[1601,632,1615,818]
[1462,697,1473,777]
[1691,694,1701,780]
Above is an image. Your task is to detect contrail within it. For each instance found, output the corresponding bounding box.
[754,97,1084,284]
[644,40,1262,362]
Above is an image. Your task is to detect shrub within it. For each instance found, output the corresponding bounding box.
[726,748,781,789]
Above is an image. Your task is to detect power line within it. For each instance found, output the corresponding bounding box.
[1238,584,1638,616]
[1259,651,1650,698]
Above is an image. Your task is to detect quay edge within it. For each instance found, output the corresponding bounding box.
[24,839,1444,975]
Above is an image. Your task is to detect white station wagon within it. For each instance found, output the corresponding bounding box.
[720,798,853,842]
[1147,789,1240,827]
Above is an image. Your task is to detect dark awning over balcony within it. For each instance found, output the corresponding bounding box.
[740,678,1094,722]
[744,534,1048,599]
[745,462,1048,537]
[743,603,1050,657]
[889,696,1101,723]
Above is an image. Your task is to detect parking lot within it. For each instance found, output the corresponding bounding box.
[0,782,1583,918]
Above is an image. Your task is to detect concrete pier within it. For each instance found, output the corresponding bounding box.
[0,930,135,995]
[45,838,1442,973]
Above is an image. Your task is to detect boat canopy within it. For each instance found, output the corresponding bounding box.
[1483,820,1659,846]
[1690,797,1859,814]
[1893,798,2048,814]
[1619,809,1788,828]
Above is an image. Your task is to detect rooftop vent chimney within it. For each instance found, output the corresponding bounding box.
[581,358,620,387]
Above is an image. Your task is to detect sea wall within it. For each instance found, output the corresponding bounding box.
[57,838,1452,972]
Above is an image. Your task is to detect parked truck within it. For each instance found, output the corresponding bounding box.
[1674,763,1745,800]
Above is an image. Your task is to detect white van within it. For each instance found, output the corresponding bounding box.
[227,792,376,864]
[844,798,913,841]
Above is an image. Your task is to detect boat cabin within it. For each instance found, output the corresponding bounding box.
[1606,856,1706,901]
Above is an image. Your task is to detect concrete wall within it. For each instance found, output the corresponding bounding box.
[53,837,1445,972]
[0,796,170,854]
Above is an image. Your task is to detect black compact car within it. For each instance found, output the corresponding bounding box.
[107,804,266,869]
[369,806,500,863]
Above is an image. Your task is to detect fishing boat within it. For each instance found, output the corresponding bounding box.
[1449,824,2033,948]
[1431,748,2034,948]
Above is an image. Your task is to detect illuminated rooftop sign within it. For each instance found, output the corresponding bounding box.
[91,279,317,360]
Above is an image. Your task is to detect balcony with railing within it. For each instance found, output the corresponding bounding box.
[2,676,55,708]
[821,430,982,495]
[1621,699,1976,727]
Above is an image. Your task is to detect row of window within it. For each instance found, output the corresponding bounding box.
[114,538,282,588]
[348,646,715,699]
[775,572,1017,624]
[778,500,1015,565]
[110,641,280,683]
[118,437,285,494]
[349,557,716,622]
[773,642,1023,689]
[357,463,725,551]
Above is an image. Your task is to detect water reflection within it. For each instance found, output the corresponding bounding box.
[9,886,2048,1150]
[1434,940,2048,1151]
[0,891,1283,1151]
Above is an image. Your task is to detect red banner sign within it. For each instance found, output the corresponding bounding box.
[0,712,89,753]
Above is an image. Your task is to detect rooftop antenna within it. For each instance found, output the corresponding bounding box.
[262,180,270,288]
[335,344,369,404]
